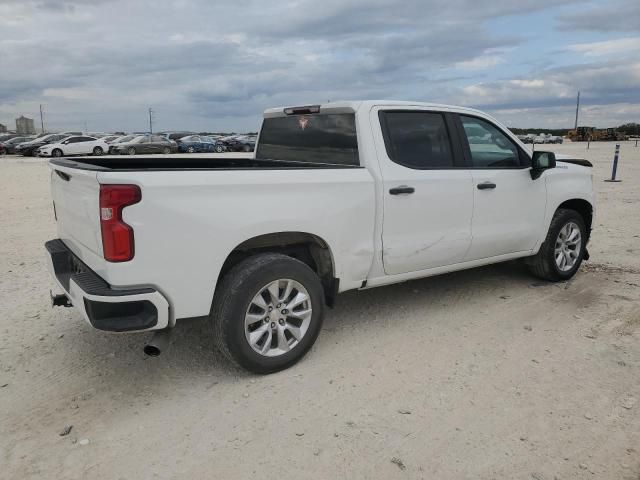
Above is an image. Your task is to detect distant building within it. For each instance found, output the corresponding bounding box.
[16,116,36,135]
[0,123,7,133]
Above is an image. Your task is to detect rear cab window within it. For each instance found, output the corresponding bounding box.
[256,113,359,166]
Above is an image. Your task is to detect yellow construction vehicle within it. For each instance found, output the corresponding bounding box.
[567,126,595,142]
[568,127,627,142]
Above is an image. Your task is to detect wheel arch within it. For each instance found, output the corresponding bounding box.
[217,231,339,307]
[556,198,593,243]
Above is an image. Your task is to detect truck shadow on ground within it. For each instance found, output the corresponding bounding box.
[54,260,552,387]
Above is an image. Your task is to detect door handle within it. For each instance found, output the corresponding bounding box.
[477,182,496,190]
[389,186,415,195]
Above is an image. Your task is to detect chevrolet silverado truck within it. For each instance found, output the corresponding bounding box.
[46,101,594,373]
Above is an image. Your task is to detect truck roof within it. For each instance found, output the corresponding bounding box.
[263,100,487,117]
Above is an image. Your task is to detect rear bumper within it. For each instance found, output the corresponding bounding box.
[45,239,170,332]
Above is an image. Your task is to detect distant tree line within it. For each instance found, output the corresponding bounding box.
[509,123,639,136]
[614,123,640,136]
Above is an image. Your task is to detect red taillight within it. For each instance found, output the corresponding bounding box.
[99,184,141,262]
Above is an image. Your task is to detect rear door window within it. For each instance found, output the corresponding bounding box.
[256,113,359,166]
[379,111,454,169]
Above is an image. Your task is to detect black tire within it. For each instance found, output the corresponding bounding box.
[92,146,103,156]
[163,147,171,154]
[528,208,586,281]
[242,145,251,152]
[211,253,325,374]
[127,147,136,156]
[187,146,195,153]
[215,145,224,153]
[52,149,63,158]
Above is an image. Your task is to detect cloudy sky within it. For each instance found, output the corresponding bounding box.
[1,0,639,132]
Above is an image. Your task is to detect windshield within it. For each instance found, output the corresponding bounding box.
[256,113,359,166]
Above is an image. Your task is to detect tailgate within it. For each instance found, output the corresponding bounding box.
[50,164,103,261]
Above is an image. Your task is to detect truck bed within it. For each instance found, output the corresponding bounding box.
[50,156,362,172]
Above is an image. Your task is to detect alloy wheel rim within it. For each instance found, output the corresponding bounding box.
[244,279,312,357]
[554,222,582,272]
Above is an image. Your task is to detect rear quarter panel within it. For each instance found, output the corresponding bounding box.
[96,168,376,320]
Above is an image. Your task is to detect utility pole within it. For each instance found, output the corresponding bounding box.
[574,91,580,130]
[39,104,45,133]
[148,108,153,134]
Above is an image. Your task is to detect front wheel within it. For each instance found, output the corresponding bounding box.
[187,146,195,153]
[211,253,325,374]
[52,149,63,158]
[163,147,171,154]
[215,145,224,153]
[127,147,136,155]
[528,208,587,281]
[92,146,103,156]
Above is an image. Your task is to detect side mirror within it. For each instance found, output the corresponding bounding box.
[530,151,556,179]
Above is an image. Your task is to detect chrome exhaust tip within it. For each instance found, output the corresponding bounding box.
[143,330,172,357]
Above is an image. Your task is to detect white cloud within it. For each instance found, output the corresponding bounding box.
[490,102,640,128]
[454,47,511,70]
[567,37,640,56]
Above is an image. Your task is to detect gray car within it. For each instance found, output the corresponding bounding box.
[111,135,178,155]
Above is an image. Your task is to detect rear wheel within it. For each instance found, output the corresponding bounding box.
[528,208,586,281]
[127,147,136,155]
[163,147,171,154]
[92,146,103,156]
[242,145,251,152]
[187,146,195,153]
[215,145,224,153]
[211,253,325,374]
[52,149,63,157]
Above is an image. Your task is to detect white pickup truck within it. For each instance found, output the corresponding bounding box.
[46,101,594,373]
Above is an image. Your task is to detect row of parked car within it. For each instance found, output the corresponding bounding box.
[517,133,564,144]
[0,131,257,157]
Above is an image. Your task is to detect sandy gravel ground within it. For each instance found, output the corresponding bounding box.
[1,142,639,479]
